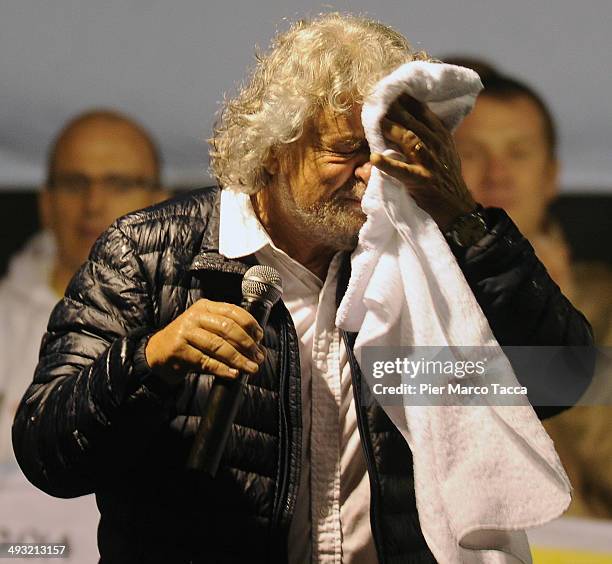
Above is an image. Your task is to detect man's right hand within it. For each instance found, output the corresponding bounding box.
[145,299,266,386]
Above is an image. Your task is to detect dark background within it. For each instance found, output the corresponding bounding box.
[1,190,610,278]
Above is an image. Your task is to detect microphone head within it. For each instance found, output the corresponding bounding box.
[241,265,283,305]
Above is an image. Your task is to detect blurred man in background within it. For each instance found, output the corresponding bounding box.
[451,59,570,288]
[449,59,612,518]
[0,109,167,558]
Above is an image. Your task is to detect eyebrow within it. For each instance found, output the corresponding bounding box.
[458,132,542,144]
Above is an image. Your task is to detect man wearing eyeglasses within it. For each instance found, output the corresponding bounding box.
[0,109,167,560]
[40,109,168,296]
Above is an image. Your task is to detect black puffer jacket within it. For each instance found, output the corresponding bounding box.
[13,187,593,564]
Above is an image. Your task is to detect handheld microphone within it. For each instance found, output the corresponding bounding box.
[186,265,283,476]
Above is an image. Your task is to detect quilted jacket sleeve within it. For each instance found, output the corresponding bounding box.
[12,223,173,498]
[455,208,594,417]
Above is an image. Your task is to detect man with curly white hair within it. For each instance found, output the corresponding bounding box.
[13,13,592,563]
[210,15,473,265]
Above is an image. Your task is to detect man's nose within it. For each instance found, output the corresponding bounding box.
[484,156,511,184]
[83,181,107,214]
[355,160,372,185]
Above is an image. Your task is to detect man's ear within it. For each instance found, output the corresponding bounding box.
[544,158,560,203]
[151,185,171,205]
[263,149,279,176]
[38,186,52,230]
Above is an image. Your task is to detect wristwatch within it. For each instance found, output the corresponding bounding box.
[444,206,488,248]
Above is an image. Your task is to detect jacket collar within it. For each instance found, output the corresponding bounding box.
[189,186,258,276]
[190,186,353,291]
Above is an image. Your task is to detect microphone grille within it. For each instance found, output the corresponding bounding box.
[242,265,283,304]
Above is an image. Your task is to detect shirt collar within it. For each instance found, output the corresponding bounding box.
[218,186,272,258]
[218,186,345,289]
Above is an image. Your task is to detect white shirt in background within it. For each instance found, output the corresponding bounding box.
[0,230,99,562]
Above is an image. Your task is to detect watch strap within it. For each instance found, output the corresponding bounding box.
[444,205,488,248]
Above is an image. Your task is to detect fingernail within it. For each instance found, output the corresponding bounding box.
[256,328,264,342]
[255,350,265,362]
[228,368,239,377]
[247,361,259,372]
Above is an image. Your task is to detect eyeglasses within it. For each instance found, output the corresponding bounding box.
[48,173,160,196]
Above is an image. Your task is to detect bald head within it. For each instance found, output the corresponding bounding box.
[41,109,167,289]
[47,109,161,183]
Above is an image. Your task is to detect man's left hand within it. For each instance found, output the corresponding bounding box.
[370,93,477,230]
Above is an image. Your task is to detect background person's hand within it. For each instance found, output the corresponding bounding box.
[370,93,477,230]
[145,299,265,386]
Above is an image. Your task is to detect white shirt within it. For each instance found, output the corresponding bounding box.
[0,231,99,562]
[0,231,59,464]
[219,188,377,563]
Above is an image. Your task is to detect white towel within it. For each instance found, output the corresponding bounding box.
[335,62,571,564]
